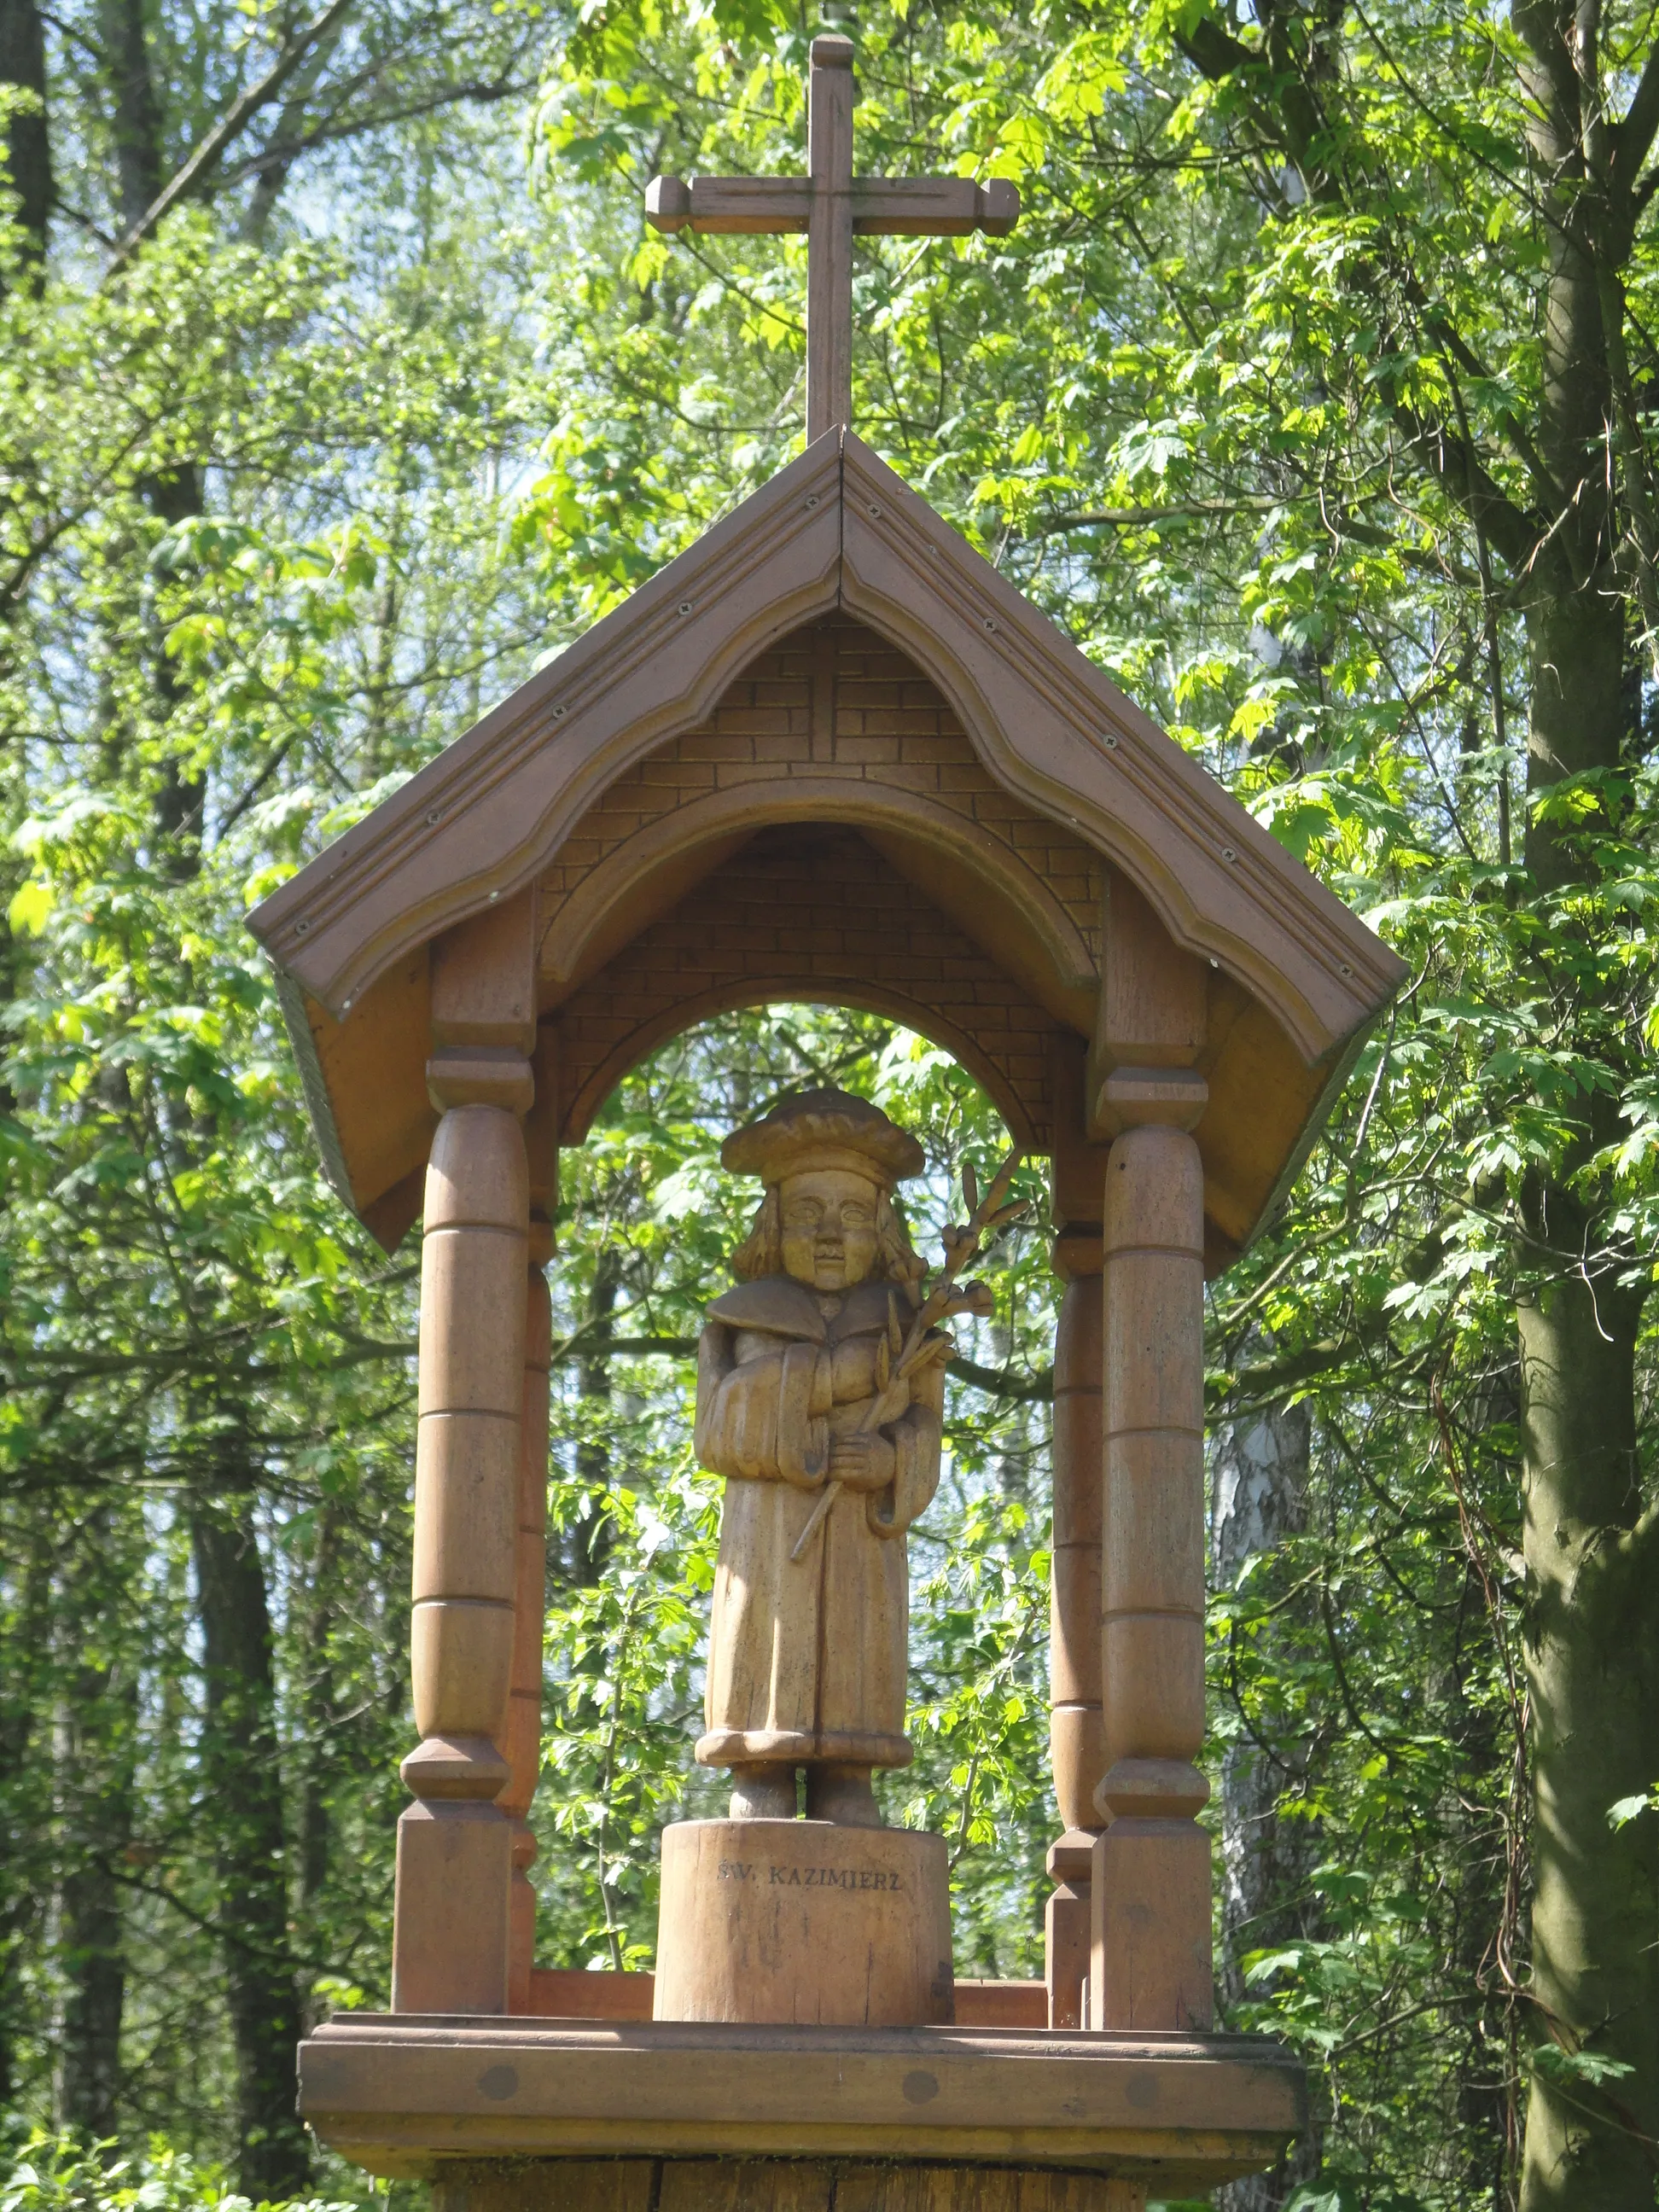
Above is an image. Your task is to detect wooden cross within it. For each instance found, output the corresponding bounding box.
[645,34,1020,445]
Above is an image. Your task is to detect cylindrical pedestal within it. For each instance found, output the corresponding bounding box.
[654,1819,953,2026]
[1045,1829,1095,2031]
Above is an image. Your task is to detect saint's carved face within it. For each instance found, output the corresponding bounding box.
[777,1167,881,1292]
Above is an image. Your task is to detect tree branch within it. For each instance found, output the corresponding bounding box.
[545,1332,1053,1401]
[1025,497,1278,537]
[104,0,354,273]
[948,1354,1053,1402]
[225,73,529,198]
[1173,8,1546,570]
[1611,27,1659,183]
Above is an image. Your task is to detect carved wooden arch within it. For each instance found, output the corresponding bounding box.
[551,817,1061,1155]
[538,775,1097,1012]
[561,978,1036,1151]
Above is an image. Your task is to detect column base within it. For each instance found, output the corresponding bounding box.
[393,1799,512,2015]
[509,1820,538,2015]
[654,1819,952,2025]
[1090,1819,1212,2033]
[1045,1828,1097,2029]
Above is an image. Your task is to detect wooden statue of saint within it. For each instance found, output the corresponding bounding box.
[693,1089,948,1828]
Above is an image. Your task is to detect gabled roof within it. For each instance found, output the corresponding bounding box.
[247,430,1405,1251]
[252,431,1400,1054]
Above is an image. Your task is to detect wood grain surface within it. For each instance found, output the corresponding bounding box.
[432,2158,1149,2212]
[299,2014,1304,2188]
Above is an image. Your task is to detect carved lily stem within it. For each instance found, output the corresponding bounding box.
[789,1146,1025,1563]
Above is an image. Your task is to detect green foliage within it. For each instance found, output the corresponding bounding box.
[0,2131,352,2212]
[4,0,1659,2203]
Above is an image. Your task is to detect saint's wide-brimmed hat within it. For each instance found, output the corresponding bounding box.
[720,1087,924,1188]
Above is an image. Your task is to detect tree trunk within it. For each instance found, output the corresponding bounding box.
[1521,591,1626,895]
[238,31,341,244]
[55,1531,134,2140]
[0,0,50,272]
[1517,1258,1658,2209]
[0,1514,52,2110]
[96,0,161,231]
[293,1505,339,2034]
[1506,9,1659,2192]
[1211,1400,1322,2212]
[1513,415,1657,2212]
[571,1251,620,1586]
[191,1481,310,2199]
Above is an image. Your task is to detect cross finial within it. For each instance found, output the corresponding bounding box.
[646,35,1020,443]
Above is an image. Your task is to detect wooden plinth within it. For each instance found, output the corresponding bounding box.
[298,2015,1305,2193]
[655,1821,952,2027]
[433,2156,1153,2212]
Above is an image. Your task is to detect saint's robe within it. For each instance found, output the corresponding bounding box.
[693,1273,945,1772]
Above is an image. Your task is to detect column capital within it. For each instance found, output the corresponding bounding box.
[1050,1227,1102,1279]
[1092,1066,1208,1135]
[428,1048,533,1115]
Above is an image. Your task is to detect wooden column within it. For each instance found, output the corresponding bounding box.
[502,1032,558,2011]
[1045,1038,1107,2029]
[1087,876,1213,2033]
[393,894,538,2016]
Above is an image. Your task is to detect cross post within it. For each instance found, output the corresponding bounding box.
[645,34,1020,442]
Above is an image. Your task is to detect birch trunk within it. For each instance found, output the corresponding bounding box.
[1212,1400,1320,2212]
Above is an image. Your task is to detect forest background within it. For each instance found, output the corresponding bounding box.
[1,0,1656,2209]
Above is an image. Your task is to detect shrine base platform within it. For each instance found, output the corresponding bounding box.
[298,2015,1305,2196]
[430,2159,1214,2212]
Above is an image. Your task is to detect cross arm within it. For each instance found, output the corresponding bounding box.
[646,174,1021,238]
[646,175,812,234]
[855,177,1020,236]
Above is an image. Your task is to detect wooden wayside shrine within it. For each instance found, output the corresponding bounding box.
[247,40,1406,2212]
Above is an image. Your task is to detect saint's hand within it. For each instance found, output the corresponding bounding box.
[828,1431,896,1493]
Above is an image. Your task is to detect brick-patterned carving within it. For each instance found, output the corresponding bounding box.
[537,618,1103,983]
[556,825,1059,1147]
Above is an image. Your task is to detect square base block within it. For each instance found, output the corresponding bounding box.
[1090,1819,1212,2034]
[393,1802,512,2017]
